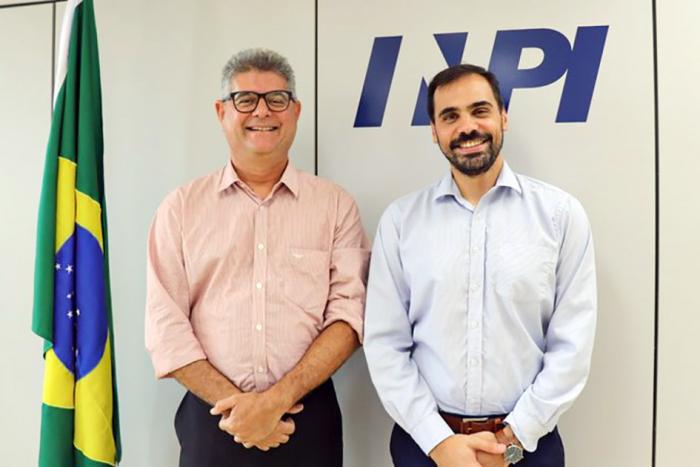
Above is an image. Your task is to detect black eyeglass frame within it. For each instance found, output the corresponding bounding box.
[222,90,295,113]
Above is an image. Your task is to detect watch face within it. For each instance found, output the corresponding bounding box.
[504,444,524,463]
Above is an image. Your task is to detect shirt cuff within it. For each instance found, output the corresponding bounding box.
[323,301,365,343]
[504,410,548,453]
[150,342,207,379]
[409,411,454,456]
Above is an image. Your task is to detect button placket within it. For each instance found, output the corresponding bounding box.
[252,205,269,389]
[465,210,486,414]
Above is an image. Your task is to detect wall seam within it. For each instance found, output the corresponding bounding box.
[651,0,660,465]
[50,0,56,113]
[314,0,318,176]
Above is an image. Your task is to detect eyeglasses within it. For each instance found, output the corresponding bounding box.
[223,90,295,113]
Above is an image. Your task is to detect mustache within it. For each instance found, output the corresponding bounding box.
[449,131,491,150]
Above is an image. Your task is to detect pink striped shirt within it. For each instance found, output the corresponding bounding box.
[145,161,370,392]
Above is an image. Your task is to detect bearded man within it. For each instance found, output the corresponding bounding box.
[364,63,597,467]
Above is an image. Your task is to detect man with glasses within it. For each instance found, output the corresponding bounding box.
[146,48,370,467]
[364,64,597,467]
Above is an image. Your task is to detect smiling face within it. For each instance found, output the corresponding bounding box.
[215,70,301,163]
[430,73,508,177]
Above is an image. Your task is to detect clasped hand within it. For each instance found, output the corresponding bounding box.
[210,391,303,451]
[430,432,507,467]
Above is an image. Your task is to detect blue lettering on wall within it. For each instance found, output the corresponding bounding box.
[353,26,609,127]
[353,36,402,128]
[490,26,608,122]
[411,32,468,126]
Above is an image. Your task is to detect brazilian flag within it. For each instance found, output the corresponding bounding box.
[32,0,121,465]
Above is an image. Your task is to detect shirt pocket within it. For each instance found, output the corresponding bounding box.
[491,242,556,304]
[283,247,331,312]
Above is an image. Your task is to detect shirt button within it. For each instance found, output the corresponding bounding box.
[470,283,480,292]
[255,323,262,331]
[257,243,264,250]
[257,366,265,373]
[469,358,479,366]
[469,320,479,329]
[255,282,263,290]
[471,246,479,254]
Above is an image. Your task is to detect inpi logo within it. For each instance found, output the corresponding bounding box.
[354,26,609,127]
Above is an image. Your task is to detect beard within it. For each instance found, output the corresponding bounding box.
[440,129,503,176]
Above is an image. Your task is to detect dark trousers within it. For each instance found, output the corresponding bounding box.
[175,380,343,467]
[390,423,565,467]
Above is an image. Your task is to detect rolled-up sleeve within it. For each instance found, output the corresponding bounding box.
[505,196,597,451]
[145,190,206,379]
[322,190,371,342]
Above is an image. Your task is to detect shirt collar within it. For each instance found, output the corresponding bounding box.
[433,160,523,202]
[495,161,523,195]
[277,162,300,197]
[217,160,240,192]
[433,171,461,201]
[217,159,300,198]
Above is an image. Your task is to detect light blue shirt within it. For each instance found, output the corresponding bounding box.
[364,162,596,454]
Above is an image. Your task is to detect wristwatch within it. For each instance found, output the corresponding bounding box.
[504,443,524,464]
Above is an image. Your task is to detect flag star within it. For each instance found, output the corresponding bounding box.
[65,265,73,273]
[67,311,73,318]
[66,292,73,299]
[55,263,61,270]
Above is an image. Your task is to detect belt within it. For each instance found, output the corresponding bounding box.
[439,412,505,435]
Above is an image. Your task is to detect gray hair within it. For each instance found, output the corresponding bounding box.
[220,48,296,99]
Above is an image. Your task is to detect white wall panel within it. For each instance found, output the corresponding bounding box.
[657,1,700,466]
[91,1,315,465]
[319,1,655,466]
[50,1,315,466]
[0,4,52,465]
